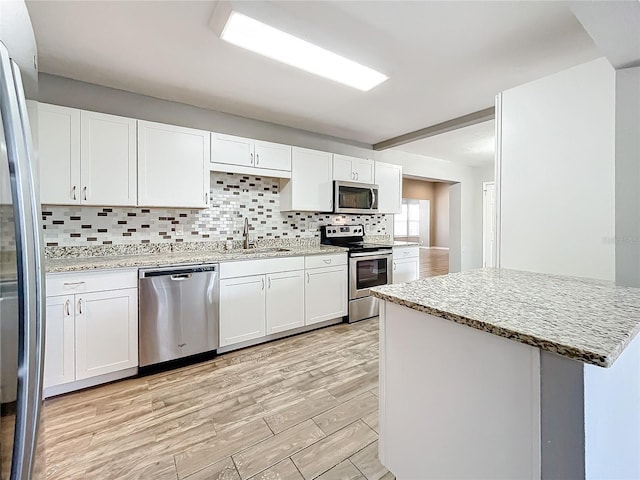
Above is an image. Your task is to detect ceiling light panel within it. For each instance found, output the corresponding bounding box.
[220,12,388,92]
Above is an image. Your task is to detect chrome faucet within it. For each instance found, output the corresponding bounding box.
[243,217,255,249]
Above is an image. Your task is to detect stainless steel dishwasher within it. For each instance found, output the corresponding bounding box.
[139,264,219,367]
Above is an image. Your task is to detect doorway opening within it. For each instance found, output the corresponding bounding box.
[396,177,450,277]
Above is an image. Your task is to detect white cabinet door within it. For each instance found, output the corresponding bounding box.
[75,288,138,380]
[393,259,419,284]
[333,154,354,182]
[376,161,402,214]
[353,158,375,184]
[212,132,253,167]
[219,275,266,347]
[80,111,137,206]
[333,154,375,183]
[44,295,75,389]
[138,120,210,208]
[281,147,333,212]
[254,140,291,171]
[266,270,305,334]
[305,265,348,325]
[38,103,80,205]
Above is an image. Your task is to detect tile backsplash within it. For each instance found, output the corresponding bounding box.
[41,173,391,247]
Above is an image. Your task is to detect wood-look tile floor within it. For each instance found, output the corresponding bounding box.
[419,247,449,278]
[36,318,393,480]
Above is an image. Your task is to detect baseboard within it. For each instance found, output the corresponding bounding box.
[426,246,449,250]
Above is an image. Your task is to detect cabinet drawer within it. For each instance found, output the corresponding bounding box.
[393,247,419,259]
[220,256,304,279]
[46,269,138,296]
[304,253,347,269]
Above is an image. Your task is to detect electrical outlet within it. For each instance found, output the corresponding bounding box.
[175,224,184,236]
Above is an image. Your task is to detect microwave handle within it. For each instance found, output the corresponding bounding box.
[370,188,376,209]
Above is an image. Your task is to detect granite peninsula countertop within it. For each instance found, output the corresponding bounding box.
[371,268,640,368]
[46,245,348,273]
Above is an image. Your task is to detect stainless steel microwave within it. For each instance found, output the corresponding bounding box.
[334,181,379,214]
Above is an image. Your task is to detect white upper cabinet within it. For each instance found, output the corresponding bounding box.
[254,140,291,171]
[38,103,81,205]
[375,161,403,214]
[280,147,333,212]
[80,111,137,206]
[211,133,292,176]
[37,104,137,206]
[211,133,253,167]
[138,120,210,208]
[333,154,375,184]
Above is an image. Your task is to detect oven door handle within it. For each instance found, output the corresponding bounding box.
[349,250,393,258]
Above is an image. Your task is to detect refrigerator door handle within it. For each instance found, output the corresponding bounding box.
[0,43,45,480]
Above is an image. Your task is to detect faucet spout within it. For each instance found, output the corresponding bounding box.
[243,217,254,249]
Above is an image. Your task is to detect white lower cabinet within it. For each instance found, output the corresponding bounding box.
[266,270,305,334]
[305,264,348,325]
[219,275,267,347]
[44,269,138,396]
[393,246,420,284]
[75,289,138,380]
[219,254,347,349]
[44,295,75,389]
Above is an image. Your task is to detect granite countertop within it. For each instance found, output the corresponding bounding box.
[46,245,348,273]
[391,241,421,247]
[371,268,640,368]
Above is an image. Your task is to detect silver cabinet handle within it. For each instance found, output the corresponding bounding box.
[393,261,397,271]
[268,277,271,289]
[356,172,359,180]
[64,299,71,316]
[323,259,331,264]
[72,185,76,200]
[82,186,87,201]
[63,281,85,287]
[261,277,265,290]
[306,272,310,283]
[250,153,254,165]
[351,171,355,180]
[205,192,208,205]
[256,153,259,165]
[77,298,83,315]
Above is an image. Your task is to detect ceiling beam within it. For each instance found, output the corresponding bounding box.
[373,106,495,151]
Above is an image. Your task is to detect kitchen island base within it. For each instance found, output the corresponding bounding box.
[379,300,640,480]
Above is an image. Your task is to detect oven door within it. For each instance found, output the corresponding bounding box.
[334,181,379,214]
[349,252,392,299]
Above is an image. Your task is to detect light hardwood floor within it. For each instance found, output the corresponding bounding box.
[419,247,449,278]
[35,318,392,480]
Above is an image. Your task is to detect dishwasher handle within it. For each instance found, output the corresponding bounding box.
[170,273,191,281]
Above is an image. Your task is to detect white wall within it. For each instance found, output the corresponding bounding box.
[497,57,615,281]
[37,74,488,272]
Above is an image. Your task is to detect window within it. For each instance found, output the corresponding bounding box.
[394,199,420,237]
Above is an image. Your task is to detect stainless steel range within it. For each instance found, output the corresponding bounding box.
[321,225,393,323]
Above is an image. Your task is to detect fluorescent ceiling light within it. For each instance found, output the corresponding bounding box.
[220,12,388,92]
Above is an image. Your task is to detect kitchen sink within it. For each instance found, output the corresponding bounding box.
[227,248,290,254]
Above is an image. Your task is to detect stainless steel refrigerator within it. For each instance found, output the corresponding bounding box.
[0,38,45,479]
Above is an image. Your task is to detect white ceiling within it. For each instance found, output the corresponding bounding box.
[26,1,601,147]
[395,120,496,167]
